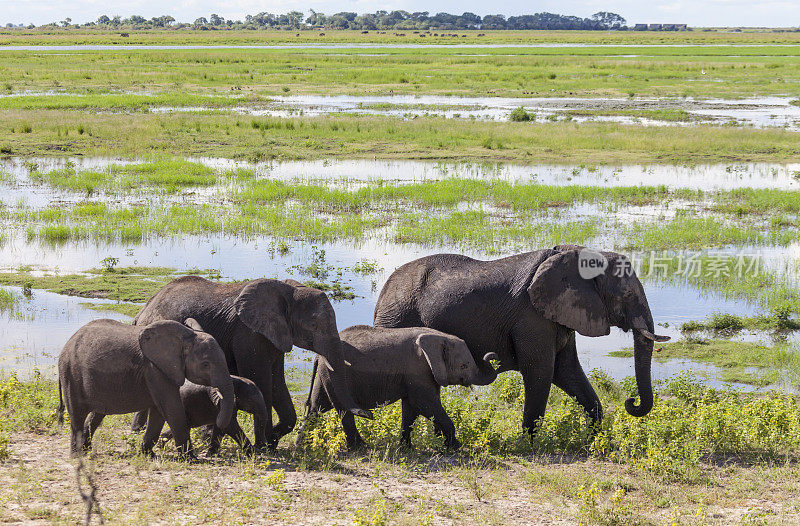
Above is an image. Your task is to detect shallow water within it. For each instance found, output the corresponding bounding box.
[3,157,799,200]
[149,94,800,129]
[3,154,800,389]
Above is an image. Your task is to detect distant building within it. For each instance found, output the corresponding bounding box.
[635,23,688,31]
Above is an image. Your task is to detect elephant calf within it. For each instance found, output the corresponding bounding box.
[160,375,268,456]
[57,318,234,457]
[297,325,497,450]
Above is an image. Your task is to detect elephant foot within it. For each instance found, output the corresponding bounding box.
[346,437,366,451]
[254,442,272,455]
[444,438,462,451]
[176,449,199,463]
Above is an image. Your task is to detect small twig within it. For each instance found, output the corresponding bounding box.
[75,456,105,525]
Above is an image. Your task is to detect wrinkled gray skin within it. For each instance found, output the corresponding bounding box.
[373,246,669,435]
[133,276,371,450]
[57,318,234,457]
[160,375,268,456]
[296,325,498,450]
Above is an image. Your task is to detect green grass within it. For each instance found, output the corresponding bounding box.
[611,339,800,387]
[1,34,800,100]
[639,254,800,316]
[0,93,250,111]
[4,365,800,522]
[31,159,217,193]
[624,214,797,250]
[681,311,800,333]
[79,301,142,318]
[0,267,189,302]
[0,287,19,313]
[8,172,800,255]
[565,108,705,122]
[394,211,599,252]
[3,111,800,163]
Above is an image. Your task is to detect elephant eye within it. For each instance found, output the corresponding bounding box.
[461,364,468,370]
[202,361,211,369]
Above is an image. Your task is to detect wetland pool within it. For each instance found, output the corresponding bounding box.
[3,155,800,391]
[3,157,800,198]
[150,94,800,129]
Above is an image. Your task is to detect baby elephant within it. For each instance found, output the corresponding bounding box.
[57,318,234,457]
[297,325,497,450]
[160,375,268,456]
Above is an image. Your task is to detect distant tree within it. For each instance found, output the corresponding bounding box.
[306,10,327,27]
[481,14,506,29]
[96,15,110,25]
[591,12,626,29]
[60,17,72,27]
[209,13,224,26]
[460,12,481,29]
[193,17,208,28]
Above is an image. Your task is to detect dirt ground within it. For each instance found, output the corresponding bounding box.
[2,427,800,525]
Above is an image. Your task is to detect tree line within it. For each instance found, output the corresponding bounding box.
[11,11,629,31]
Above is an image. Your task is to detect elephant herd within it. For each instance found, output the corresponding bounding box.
[57,245,669,458]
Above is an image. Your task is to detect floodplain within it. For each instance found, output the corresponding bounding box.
[2,29,800,524]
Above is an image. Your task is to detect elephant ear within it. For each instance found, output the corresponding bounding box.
[234,279,293,353]
[527,250,611,337]
[139,320,196,387]
[415,333,449,387]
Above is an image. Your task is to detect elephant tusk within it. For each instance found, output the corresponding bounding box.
[638,329,670,342]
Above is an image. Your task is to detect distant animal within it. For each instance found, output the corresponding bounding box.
[159,375,268,456]
[297,326,497,450]
[57,318,233,457]
[374,245,669,436]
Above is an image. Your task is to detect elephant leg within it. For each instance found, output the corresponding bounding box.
[410,390,460,450]
[270,355,297,447]
[294,389,332,448]
[224,419,253,456]
[206,426,223,456]
[130,410,148,433]
[513,329,557,436]
[83,412,105,451]
[142,410,166,456]
[552,334,603,428]
[400,399,419,446]
[146,382,194,458]
[341,411,365,450]
[69,407,89,457]
[235,359,273,452]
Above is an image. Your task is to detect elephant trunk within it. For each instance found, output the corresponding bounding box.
[471,352,499,386]
[215,376,236,430]
[317,336,374,420]
[625,331,654,417]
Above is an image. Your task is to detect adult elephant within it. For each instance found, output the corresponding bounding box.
[134,276,371,449]
[373,245,669,435]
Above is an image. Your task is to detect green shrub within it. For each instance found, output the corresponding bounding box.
[509,107,532,122]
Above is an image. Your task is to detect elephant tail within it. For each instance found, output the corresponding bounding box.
[304,358,320,414]
[56,379,65,425]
